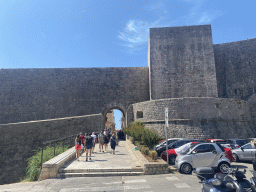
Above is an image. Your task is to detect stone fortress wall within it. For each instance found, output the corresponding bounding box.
[0,67,149,124]
[1,24,256,184]
[0,67,149,184]
[133,25,256,139]
[0,114,103,184]
[149,25,218,100]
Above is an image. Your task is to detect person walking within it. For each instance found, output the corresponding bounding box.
[91,132,97,154]
[110,133,117,154]
[79,132,85,153]
[98,131,104,152]
[75,135,81,161]
[84,132,94,161]
[103,131,109,152]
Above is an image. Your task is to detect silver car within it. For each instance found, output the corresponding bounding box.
[175,143,231,174]
[232,143,256,162]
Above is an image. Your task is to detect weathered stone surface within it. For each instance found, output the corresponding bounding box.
[0,114,102,185]
[149,25,218,100]
[0,67,149,124]
[1,24,256,184]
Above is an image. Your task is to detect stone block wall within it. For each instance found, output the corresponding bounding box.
[149,25,218,100]
[214,38,256,99]
[0,114,102,185]
[132,98,256,139]
[0,67,149,124]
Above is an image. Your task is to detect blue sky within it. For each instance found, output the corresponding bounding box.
[1,0,256,128]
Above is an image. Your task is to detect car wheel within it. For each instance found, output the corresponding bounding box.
[233,153,240,162]
[218,162,230,173]
[168,155,176,165]
[180,163,193,174]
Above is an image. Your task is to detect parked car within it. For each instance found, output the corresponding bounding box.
[248,138,256,143]
[226,139,248,149]
[232,143,256,162]
[153,138,183,156]
[153,138,182,151]
[175,142,231,174]
[205,139,232,149]
[161,142,199,164]
[156,139,201,156]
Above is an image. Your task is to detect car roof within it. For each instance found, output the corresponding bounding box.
[205,139,225,141]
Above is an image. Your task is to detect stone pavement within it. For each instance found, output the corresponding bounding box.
[56,140,144,177]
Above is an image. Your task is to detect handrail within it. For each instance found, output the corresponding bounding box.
[0,134,77,169]
[0,134,77,149]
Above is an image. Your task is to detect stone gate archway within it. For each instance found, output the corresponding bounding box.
[102,105,125,131]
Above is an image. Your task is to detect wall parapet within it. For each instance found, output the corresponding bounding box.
[38,147,75,181]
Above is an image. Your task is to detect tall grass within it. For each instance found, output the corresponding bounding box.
[26,144,69,181]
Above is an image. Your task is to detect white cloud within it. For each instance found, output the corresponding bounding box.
[118,17,171,49]
[181,0,225,25]
[118,0,224,51]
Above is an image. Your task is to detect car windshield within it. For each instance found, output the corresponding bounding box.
[175,142,196,155]
[180,143,199,155]
[158,139,178,146]
[236,140,248,146]
[158,140,167,146]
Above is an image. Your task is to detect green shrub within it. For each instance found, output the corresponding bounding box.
[130,137,135,144]
[26,144,69,181]
[149,150,158,160]
[134,141,140,147]
[141,146,149,156]
[124,121,163,150]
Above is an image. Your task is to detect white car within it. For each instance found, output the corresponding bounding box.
[175,143,231,174]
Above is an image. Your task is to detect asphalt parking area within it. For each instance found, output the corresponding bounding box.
[231,161,254,179]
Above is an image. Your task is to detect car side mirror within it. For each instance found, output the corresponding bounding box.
[212,150,217,154]
[241,147,244,152]
[192,150,196,154]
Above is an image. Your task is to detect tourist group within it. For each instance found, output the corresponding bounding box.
[74,130,118,161]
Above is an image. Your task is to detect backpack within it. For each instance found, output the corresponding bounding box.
[99,134,104,142]
[86,136,93,145]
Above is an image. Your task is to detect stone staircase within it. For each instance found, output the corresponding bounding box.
[57,167,144,178]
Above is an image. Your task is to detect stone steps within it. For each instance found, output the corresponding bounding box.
[59,167,144,173]
[57,171,144,178]
[57,167,145,178]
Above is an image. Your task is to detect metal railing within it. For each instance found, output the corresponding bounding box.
[0,134,77,168]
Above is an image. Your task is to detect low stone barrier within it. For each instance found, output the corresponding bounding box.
[125,139,169,175]
[38,147,75,181]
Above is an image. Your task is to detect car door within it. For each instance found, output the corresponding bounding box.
[191,144,217,168]
[240,143,256,161]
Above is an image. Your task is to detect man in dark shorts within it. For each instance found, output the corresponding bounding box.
[84,132,94,161]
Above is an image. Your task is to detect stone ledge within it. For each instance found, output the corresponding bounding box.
[126,139,171,175]
[38,147,76,181]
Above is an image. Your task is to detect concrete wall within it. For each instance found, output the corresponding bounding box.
[0,114,102,185]
[0,67,149,124]
[149,25,218,100]
[214,38,256,99]
[132,98,256,139]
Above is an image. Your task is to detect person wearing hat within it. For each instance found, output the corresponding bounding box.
[84,132,94,161]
